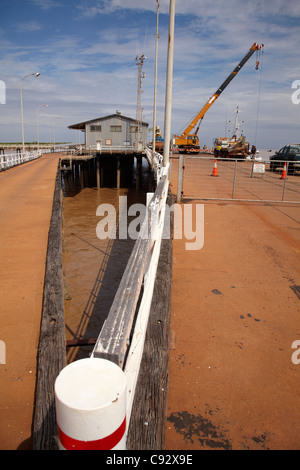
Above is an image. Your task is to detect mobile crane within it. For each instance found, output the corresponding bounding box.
[174,43,264,154]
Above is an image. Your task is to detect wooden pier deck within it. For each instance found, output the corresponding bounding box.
[0,153,62,449]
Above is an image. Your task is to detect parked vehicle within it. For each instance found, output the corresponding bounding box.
[269,144,300,174]
[213,135,250,159]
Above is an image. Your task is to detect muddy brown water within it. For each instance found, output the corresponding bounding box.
[61,157,151,363]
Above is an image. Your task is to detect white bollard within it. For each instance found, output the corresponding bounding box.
[55,357,127,450]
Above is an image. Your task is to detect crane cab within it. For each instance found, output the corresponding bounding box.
[176,134,200,154]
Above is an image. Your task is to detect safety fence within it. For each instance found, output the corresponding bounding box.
[176,155,300,204]
[0,150,42,171]
[83,144,147,155]
[54,162,170,450]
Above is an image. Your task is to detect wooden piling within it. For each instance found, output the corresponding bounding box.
[136,155,142,191]
[117,157,121,190]
[72,161,76,182]
[126,191,174,450]
[32,163,66,450]
[96,158,100,189]
[80,162,84,188]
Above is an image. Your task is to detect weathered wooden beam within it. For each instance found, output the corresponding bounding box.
[92,234,150,366]
[66,338,97,348]
[32,163,66,450]
[126,191,174,450]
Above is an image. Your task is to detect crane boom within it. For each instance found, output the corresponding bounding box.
[174,43,264,153]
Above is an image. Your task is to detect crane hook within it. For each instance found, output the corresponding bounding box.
[255,45,264,70]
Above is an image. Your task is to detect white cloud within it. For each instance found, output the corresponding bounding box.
[15,21,42,33]
[75,0,300,18]
[29,0,62,10]
[1,0,299,147]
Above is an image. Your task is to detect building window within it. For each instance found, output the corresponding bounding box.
[130,126,138,133]
[90,125,101,132]
[110,125,122,132]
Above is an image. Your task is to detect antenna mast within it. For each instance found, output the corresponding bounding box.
[233,106,244,139]
[135,54,146,151]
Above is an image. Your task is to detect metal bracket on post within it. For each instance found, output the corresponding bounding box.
[282,161,289,202]
[232,159,238,200]
[177,154,183,202]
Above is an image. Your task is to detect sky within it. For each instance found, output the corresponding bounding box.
[0,0,300,149]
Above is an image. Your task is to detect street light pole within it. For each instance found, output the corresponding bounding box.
[53,117,61,152]
[152,0,160,170]
[20,73,40,154]
[37,104,48,153]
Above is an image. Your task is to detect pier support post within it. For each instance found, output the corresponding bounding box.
[55,358,127,450]
[80,163,84,189]
[96,159,100,189]
[101,166,104,188]
[72,162,76,186]
[177,155,183,202]
[117,157,121,190]
[136,155,142,191]
[84,161,89,187]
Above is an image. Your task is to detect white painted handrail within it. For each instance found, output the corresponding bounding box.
[91,164,169,438]
[54,155,170,449]
[86,145,144,154]
[0,150,41,171]
[144,147,163,179]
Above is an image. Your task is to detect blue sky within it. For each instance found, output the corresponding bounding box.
[0,0,300,148]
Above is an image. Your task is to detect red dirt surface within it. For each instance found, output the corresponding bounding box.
[1,153,299,450]
[0,154,61,450]
[166,158,300,450]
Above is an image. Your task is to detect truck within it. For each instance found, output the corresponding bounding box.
[149,126,164,152]
[213,135,250,159]
[173,43,264,154]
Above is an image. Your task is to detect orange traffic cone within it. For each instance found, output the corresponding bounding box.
[211,159,218,177]
[280,162,287,180]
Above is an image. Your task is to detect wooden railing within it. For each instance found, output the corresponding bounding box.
[91,164,169,432]
[83,144,143,154]
[144,147,164,179]
[34,154,171,450]
[0,150,41,171]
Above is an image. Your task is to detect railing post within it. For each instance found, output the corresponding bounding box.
[177,154,183,202]
[55,358,127,450]
[232,159,238,200]
[282,161,289,202]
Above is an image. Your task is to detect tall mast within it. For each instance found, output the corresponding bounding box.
[135,54,146,152]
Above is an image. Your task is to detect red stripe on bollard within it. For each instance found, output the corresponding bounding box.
[57,416,126,450]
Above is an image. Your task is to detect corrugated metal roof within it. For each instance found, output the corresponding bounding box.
[68,113,149,130]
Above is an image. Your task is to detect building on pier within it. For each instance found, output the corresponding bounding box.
[68,111,149,152]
